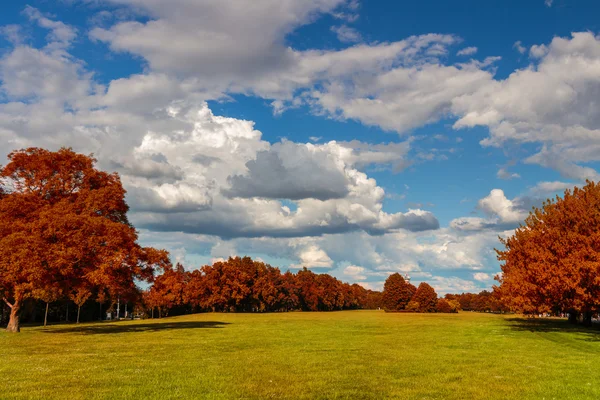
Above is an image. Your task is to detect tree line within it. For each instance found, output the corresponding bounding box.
[145,258,382,316]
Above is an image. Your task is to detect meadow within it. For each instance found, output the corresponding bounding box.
[1,311,599,399]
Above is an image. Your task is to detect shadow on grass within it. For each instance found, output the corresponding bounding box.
[506,317,600,342]
[41,320,230,334]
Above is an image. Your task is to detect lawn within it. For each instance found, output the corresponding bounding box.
[1,311,600,399]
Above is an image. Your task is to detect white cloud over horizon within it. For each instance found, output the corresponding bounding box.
[0,2,597,293]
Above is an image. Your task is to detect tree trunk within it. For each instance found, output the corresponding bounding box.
[568,311,579,324]
[77,305,81,324]
[66,304,69,323]
[5,298,22,333]
[151,308,154,319]
[44,302,49,327]
[583,311,593,327]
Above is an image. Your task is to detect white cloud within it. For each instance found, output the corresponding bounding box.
[4,4,599,290]
[453,32,600,180]
[331,25,362,43]
[528,181,575,196]
[513,40,526,54]
[497,168,520,180]
[457,46,478,56]
[23,6,77,49]
[473,272,491,282]
[529,44,548,59]
[478,189,527,224]
[291,245,334,268]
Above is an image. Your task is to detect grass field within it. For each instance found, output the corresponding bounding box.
[1,311,600,399]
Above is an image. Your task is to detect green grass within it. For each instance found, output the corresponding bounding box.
[1,311,600,399]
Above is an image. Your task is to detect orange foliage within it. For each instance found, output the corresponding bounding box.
[381,273,416,311]
[146,257,381,315]
[0,148,170,332]
[411,282,438,312]
[495,181,600,324]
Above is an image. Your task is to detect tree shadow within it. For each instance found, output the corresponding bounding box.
[506,317,600,342]
[41,320,230,335]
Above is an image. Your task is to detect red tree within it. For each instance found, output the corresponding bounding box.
[382,273,415,311]
[411,282,438,313]
[0,148,170,332]
[496,181,600,324]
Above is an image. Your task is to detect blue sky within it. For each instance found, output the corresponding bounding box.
[1,0,599,293]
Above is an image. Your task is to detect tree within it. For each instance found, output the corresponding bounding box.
[0,148,170,332]
[70,286,92,324]
[411,282,438,313]
[436,298,454,313]
[382,273,415,311]
[495,181,600,325]
[146,263,188,317]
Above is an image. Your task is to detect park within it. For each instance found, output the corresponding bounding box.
[2,311,600,399]
[2,1,600,398]
[2,146,600,399]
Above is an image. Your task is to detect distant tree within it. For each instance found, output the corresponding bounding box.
[436,298,454,313]
[146,263,188,317]
[495,181,600,325]
[382,273,415,311]
[0,148,170,332]
[411,282,438,313]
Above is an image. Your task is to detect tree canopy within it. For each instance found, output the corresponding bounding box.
[145,257,382,315]
[382,273,416,311]
[495,180,600,325]
[0,148,170,332]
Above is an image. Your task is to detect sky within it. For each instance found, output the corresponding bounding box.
[1,0,599,294]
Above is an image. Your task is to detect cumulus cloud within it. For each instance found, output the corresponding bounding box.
[224,141,351,201]
[450,189,531,233]
[291,245,334,268]
[3,3,599,289]
[478,189,528,223]
[452,33,600,180]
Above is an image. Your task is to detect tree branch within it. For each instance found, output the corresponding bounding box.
[2,297,13,309]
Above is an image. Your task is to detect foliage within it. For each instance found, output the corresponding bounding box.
[0,148,170,332]
[381,273,415,311]
[405,301,420,312]
[445,292,506,313]
[411,282,438,312]
[146,257,382,315]
[436,298,455,313]
[495,181,600,324]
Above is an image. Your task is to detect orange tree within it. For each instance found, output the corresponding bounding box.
[0,148,170,332]
[411,282,438,313]
[495,181,600,325]
[382,273,415,311]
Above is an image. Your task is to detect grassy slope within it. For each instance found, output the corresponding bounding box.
[1,311,599,399]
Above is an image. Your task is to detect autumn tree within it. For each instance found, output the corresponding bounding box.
[382,273,415,311]
[436,298,454,313]
[411,282,438,313]
[0,148,170,332]
[145,263,188,317]
[495,181,600,325]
